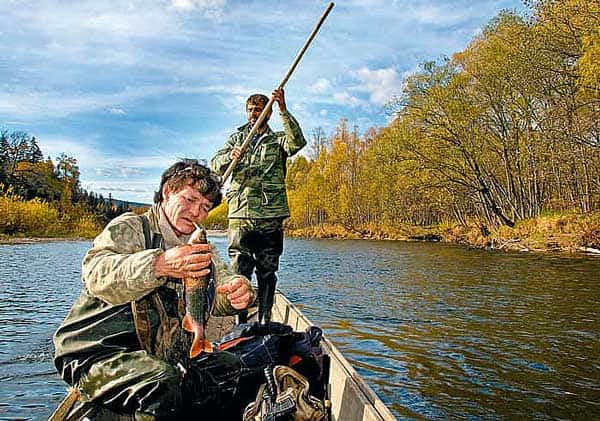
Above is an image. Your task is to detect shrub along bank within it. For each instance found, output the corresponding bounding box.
[286,212,600,255]
[0,189,102,240]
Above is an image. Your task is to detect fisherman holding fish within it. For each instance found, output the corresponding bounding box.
[53,161,255,419]
[211,88,306,326]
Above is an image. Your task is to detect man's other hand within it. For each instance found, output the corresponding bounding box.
[216,277,253,310]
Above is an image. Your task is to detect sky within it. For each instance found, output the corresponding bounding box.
[1,0,525,204]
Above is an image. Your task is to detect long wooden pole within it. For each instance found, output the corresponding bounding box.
[220,2,335,185]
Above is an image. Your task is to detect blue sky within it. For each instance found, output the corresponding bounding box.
[1,0,524,203]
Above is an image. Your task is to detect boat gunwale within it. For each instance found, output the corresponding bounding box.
[272,292,397,421]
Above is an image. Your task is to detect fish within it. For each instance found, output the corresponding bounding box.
[182,223,214,358]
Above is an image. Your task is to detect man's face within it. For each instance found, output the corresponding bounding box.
[162,184,213,235]
[246,101,271,129]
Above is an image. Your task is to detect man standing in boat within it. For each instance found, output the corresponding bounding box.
[211,88,306,326]
[53,161,255,419]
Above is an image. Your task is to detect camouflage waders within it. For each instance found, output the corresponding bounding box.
[228,218,284,324]
[211,109,305,326]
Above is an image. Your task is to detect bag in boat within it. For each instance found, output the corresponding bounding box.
[214,321,297,410]
[287,325,328,400]
[216,321,296,369]
[242,365,327,421]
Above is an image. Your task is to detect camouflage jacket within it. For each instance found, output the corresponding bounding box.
[53,205,254,384]
[211,110,306,219]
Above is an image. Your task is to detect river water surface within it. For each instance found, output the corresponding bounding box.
[0,237,598,420]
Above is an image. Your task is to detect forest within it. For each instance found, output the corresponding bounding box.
[284,0,599,251]
[0,130,131,238]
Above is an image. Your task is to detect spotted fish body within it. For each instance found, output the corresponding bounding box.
[182,224,213,358]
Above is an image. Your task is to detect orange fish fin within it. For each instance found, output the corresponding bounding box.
[202,340,214,353]
[190,338,201,359]
[182,314,193,333]
[189,338,213,358]
[186,321,212,358]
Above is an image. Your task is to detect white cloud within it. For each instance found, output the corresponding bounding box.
[11,2,177,42]
[291,103,306,113]
[411,4,462,25]
[319,109,328,117]
[109,107,126,115]
[171,0,226,10]
[120,167,144,177]
[0,90,137,119]
[171,0,195,11]
[39,135,177,174]
[95,185,147,193]
[95,168,113,177]
[0,83,251,119]
[309,78,332,94]
[85,180,158,202]
[39,136,100,166]
[333,92,363,108]
[170,0,226,19]
[353,67,403,105]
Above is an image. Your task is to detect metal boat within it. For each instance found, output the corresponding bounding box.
[269,292,397,421]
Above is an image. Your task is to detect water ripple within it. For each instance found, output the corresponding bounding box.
[2,239,600,420]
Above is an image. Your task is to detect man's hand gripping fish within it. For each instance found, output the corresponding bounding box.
[182,223,214,358]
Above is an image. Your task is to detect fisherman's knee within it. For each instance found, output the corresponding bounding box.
[78,351,184,418]
[131,364,184,419]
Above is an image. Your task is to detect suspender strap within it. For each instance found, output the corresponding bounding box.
[139,213,164,250]
[132,214,165,353]
[132,299,152,353]
[140,214,152,249]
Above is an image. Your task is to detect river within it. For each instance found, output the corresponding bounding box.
[0,237,598,420]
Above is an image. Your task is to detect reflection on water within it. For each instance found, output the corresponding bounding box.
[1,238,599,419]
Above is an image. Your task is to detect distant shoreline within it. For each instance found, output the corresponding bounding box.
[3,226,599,256]
[1,230,229,245]
[0,236,90,245]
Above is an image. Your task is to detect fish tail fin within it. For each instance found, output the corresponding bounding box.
[202,339,214,353]
[189,337,214,358]
[183,315,213,358]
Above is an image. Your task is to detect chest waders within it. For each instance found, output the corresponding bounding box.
[133,215,191,365]
[49,216,189,421]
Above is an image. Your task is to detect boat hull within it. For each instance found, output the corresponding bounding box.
[270,292,397,421]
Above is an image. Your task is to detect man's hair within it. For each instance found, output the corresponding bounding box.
[154,160,222,208]
[246,93,269,108]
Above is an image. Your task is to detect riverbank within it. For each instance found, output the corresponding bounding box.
[0,235,91,245]
[3,213,599,255]
[0,229,229,245]
[286,212,600,255]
